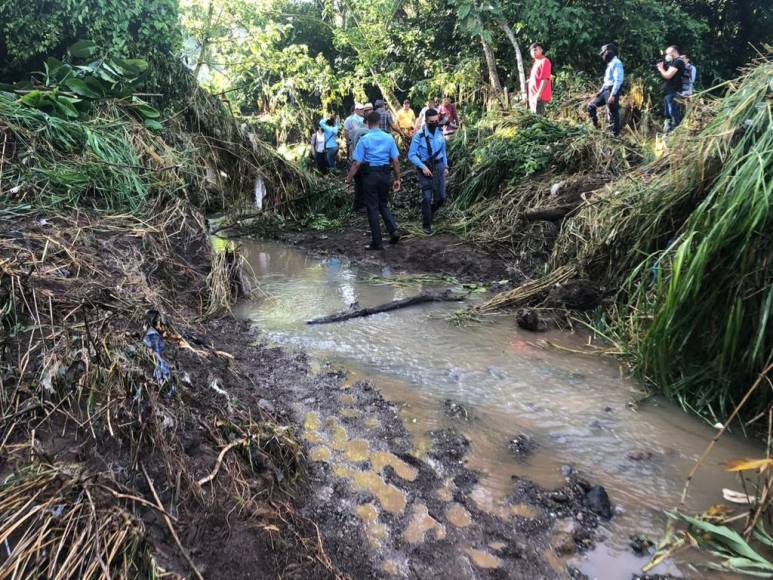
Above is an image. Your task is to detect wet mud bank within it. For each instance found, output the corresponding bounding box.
[280,215,512,285]
[256,353,609,579]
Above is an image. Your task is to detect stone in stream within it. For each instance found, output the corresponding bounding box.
[550,531,576,556]
[584,485,613,520]
[627,450,655,462]
[508,433,537,461]
[516,308,544,332]
[629,533,654,555]
[443,399,472,421]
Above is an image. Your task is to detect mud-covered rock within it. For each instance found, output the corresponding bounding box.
[584,485,613,520]
[508,433,537,460]
[548,279,601,311]
[443,399,472,421]
[516,308,544,331]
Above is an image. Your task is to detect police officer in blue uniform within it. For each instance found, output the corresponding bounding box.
[408,108,448,235]
[345,111,402,250]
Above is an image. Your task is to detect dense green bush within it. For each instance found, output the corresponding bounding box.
[0,0,181,88]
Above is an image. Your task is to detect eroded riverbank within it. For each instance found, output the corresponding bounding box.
[234,239,762,579]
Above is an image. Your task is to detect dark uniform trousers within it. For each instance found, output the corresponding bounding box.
[361,166,397,247]
[587,87,621,137]
[417,159,447,228]
[353,170,364,211]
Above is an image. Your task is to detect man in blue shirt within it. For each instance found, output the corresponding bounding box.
[348,118,371,211]
[345,111,402,250]
[587,43,624,137]
[319,113,340,169]
[408,108,448,235]
[343,103,364,160]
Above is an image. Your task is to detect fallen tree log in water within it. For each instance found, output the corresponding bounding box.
[306,290,465,324]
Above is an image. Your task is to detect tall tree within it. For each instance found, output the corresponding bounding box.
[497,18,526,99]
[452,0,504,104]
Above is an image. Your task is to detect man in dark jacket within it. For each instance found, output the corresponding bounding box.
[656,45,686,133]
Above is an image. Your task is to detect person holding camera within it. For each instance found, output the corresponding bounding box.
[587,43,624,137]
[656,45,686,133]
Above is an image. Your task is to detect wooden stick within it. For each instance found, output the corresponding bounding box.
[679,363,773,505]
[306,290,465,325]
[197,438,247,486]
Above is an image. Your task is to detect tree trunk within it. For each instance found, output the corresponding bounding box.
[370,69,400,113]
[480,36,503,104]
[193,2,215,81]
[499,19,527,99]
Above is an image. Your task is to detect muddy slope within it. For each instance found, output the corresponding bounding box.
[0,210,337,579]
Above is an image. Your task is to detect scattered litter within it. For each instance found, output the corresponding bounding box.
[209,377,229,398]
[49,504,67,517]
[722,488,757,505]
[143,327,171,384]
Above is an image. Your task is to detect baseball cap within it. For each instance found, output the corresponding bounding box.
[374,99,385,108]
[599,43,618,55]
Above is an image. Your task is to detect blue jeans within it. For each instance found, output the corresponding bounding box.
[325,146,339,169]
[417,162,447,227]
[663,91,683,133]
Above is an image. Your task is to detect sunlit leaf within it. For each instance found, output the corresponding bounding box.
[725,458,773,472]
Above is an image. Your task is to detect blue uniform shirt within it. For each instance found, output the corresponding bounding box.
[602,56,624,95]
[319,119,339,149]
[408,126,448,170]
[353,129,399,166]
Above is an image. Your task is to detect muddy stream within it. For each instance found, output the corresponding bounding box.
[231,239,760,579]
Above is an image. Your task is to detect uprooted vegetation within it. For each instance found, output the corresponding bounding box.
[0,48,340,578]
[470,57,772,425]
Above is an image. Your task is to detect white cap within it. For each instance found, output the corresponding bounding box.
[354,102,364,109]
[363,102,373,110]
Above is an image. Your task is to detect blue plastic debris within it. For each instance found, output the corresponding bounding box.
[143,327,171,384]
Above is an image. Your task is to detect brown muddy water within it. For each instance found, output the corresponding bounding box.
[232,239,760,579]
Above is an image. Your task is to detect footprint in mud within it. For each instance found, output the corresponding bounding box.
[465,547,503,569]
[403,502,446,544]
[334,466,408,513]
[355,503,388,548]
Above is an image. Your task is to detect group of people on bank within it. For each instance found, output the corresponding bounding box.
[527,41,696,136]
[314,41,697,250]
[339,104,450,249]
